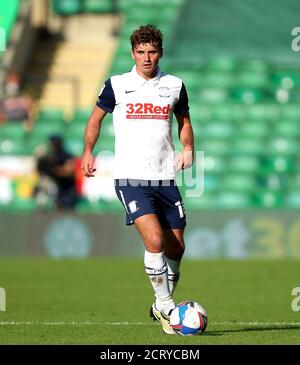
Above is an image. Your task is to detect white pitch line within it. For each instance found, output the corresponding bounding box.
[0,321,300,326]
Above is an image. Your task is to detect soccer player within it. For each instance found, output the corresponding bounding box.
[81,25,194,334]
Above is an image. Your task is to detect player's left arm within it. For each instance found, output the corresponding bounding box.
[175,112,194,171]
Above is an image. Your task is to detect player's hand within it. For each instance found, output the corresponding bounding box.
[175,148,194,171]
[81,151,96,177]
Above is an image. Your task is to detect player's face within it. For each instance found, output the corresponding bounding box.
[131,43,162,79]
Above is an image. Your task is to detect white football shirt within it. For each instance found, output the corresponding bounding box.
[96,66,189,180]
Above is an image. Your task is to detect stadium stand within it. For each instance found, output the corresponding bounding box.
[1,0,300,213]
[0,0,20,44]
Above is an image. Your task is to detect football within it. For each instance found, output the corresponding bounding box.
[170,301,208,336]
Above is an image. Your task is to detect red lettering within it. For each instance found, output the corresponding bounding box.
[144,103,153,113]
[126,103,134,114]
[135,103,143,113]
[126,103,171,119]
[154,106,162,114]
[162,104,171,114]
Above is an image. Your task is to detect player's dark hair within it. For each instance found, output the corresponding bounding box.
[130,24,163,50]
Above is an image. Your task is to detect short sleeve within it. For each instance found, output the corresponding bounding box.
[96,78,116,113]
[173,82,189,116]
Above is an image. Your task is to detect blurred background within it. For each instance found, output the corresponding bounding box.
[1,0,300,259]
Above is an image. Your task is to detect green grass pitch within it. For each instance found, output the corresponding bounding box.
[0,258,300,344]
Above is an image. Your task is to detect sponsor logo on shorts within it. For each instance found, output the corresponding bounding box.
[128,200,139,214]
[175,201,185,218]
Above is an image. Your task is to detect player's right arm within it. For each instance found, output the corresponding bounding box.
[81,106,107,177]
[81,78,116,177]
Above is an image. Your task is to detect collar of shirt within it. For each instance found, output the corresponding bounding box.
[129,65,162,89]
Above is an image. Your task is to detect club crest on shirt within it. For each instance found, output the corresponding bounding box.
[128,200,139,214]
[158,87,171,98]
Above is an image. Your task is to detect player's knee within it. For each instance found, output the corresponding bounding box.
[147,233,164,251]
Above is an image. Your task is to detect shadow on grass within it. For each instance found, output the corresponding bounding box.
[206,324,300,336]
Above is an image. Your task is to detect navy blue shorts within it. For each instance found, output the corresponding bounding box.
[115,179,186,229]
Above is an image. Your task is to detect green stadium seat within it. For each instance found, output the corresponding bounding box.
[0,0,19,41]
[101,117,114,138]
[104,199,123,212]
[257,173,287,191]
[5,198,38,213]
[0,122,25,138]
[184,193,217,210]
[284,191,300,208]
[65,138,84,156]
[71,108,91,123]
[261,156,294,174]
[94,137,115,154]
[212,104,245,121]
[288,172,300,190]
[267,137,298,155]
[37,108,64,122]
[76,197,121,214]
[76,199,108,214]
[252,190,282,208]
[272,71,300,90]
[257,172,288,191]
[236,71,269,88]
[125,0,183,8]
[52,0,82,15]
[83,0,114,13]
[32,121,65,138]
[233,137,265,155]
[237,122,269,138]
[174,71,201,92]
[203,174,222,193]
[239,60,269,73]
[189,104,212,122]
[127,6,177,23]
[198,88,228,104]
[205,57,236,72]
[64,123,85,139]
[202,139,231,155]
[217,191,251,209]
[200,71,234,88]
[246,104,279,120]
[190,123,201,140]
[204,154,227,174]
[274,121,299,138]
[201,122,234,138]
[0,137,27,155]
[25,134,49,154]
[280,105,300,119]
[110,58,134,74]
[227,155,260,173]
[231,87,264,104]
[222,174,257,192]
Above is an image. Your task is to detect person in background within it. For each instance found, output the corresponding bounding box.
[35,135,78,210]
[0,73,35,130]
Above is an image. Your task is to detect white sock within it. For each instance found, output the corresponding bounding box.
[165,257,181,295]
[144,250,175,314]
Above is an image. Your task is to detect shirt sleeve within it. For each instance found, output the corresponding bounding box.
[96,78,116,113]
[173,82,190,116]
